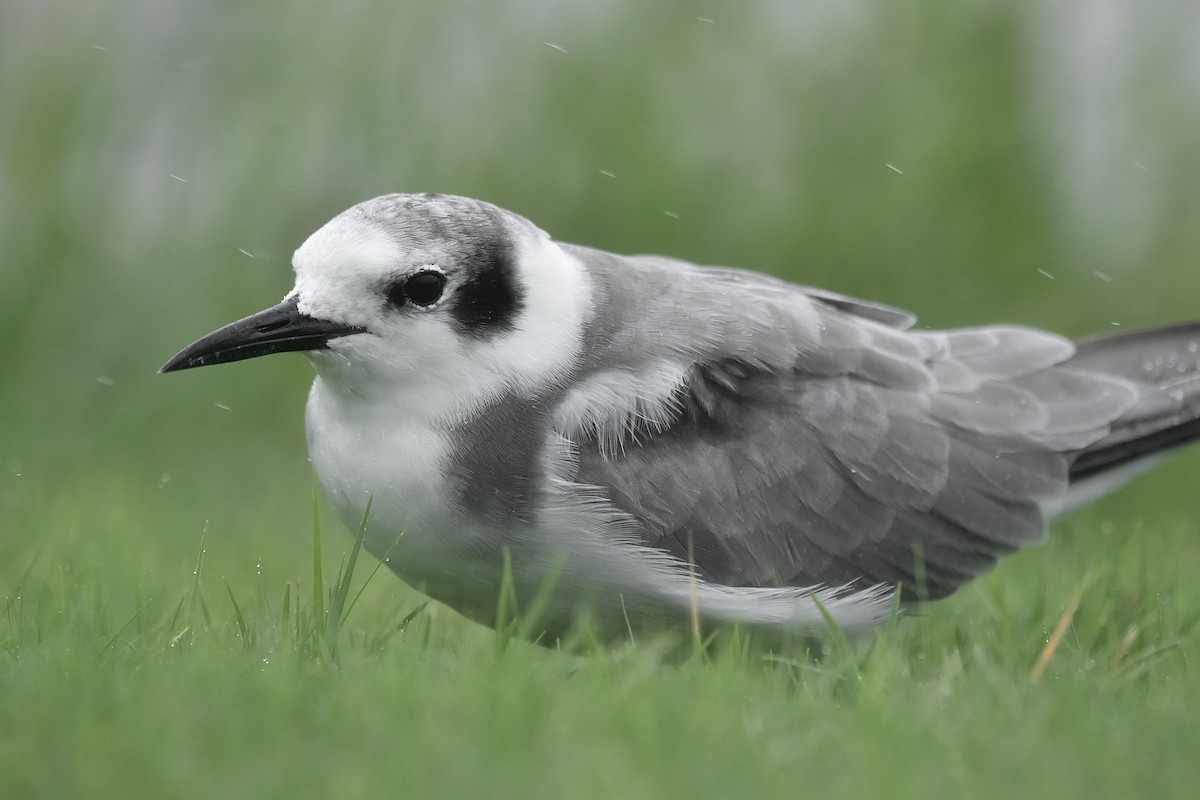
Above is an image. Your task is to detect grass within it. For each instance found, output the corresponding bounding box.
[2,471,1198,800]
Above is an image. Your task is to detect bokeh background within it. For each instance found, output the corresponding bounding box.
[4,0,1200,668]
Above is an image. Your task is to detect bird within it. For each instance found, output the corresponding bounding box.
[162,193,1200,644]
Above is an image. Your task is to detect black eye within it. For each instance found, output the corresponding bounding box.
[389,270,446,308]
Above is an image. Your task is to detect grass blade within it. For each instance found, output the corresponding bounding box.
[311,482,325,638]
[225,580,248,643]
[328,497,372,635]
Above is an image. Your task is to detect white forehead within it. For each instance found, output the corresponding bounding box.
[294,213,400,282]
[291,213,412,323]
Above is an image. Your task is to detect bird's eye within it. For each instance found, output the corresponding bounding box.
[389,270,446,308]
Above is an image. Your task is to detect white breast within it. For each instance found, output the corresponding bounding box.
[304,376,462,579]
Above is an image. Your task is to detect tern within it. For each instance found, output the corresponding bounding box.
[162,193,1200,643]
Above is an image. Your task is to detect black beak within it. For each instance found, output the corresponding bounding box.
[159,295,366,373]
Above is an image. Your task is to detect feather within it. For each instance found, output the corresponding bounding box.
[556,248,1200,601]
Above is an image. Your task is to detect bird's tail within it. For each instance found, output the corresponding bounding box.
[1067,322,1200,481]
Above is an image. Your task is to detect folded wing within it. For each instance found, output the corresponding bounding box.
[560,248,1140,599]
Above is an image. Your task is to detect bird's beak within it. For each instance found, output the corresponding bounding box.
[159,295,365,373]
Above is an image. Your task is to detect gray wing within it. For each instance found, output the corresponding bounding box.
[562,246,1139,599]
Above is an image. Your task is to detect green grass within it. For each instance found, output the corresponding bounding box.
[4,1,1200,797]
[2,472,1198,799]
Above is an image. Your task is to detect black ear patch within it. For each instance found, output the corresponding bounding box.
[451,236,524,338]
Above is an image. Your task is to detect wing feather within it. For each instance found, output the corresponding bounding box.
[559,250,1140,599]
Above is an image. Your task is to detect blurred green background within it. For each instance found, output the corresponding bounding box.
[5,0,1199,573]
[3,0,1200,609]
[3,1,1200,797]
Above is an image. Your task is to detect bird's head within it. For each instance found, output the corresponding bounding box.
[161,194,591,403]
